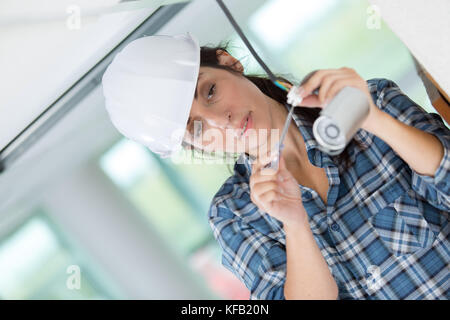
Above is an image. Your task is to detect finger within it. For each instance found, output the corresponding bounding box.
[257,148,279,167]
[250,170,277,189]
[258,189,281,206]
[317,74,348,104]
[250,188,267,211]
[252,156,272,172]
[260,166,278,177]
[251,162,258,174]
[277,154,294,182]
[255,152,280,176]
[250,191,259,207]
[299,69,340,98]
[251,161,265,174]
[251,168,277,180]
[325,78,356,102]
[299,95,321,107]
[252,180,279,199]
[251,193,266,212]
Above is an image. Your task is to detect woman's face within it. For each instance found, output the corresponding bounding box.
[184,62,280,158]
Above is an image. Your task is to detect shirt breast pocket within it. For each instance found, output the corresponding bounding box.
[365,167,437,257]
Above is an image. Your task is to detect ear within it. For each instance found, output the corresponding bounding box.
[216,49,244,73]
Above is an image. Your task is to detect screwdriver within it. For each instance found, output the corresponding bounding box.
[263,86,319,170]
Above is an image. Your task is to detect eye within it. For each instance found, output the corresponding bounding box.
[207,84,216,100]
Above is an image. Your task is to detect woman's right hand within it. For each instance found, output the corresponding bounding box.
[249,154,308,228]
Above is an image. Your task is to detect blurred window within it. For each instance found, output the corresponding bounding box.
[99,139,250,299]
[0,209,115,299]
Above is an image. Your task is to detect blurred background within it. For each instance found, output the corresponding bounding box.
[0,0,447,299]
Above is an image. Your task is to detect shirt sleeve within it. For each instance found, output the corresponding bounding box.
[208,203,287,300]
[368,78,450,211]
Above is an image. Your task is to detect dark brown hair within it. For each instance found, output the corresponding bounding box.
[183,40,367,174]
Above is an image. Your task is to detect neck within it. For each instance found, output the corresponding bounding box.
[248,97,310,171]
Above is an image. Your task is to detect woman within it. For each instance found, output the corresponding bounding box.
[102,34,450,300]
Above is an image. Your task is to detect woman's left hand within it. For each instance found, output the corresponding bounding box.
[295,67,384,133]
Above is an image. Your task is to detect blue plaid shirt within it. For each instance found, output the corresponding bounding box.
[208,78,450,300]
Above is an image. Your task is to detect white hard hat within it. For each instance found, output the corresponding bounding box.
[101,32,200,158]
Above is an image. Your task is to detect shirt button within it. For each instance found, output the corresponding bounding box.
[331,223,340,231]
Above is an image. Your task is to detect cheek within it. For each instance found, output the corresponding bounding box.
[220,79,275,151]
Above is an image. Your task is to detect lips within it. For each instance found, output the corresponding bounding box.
[240,112,252,136]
